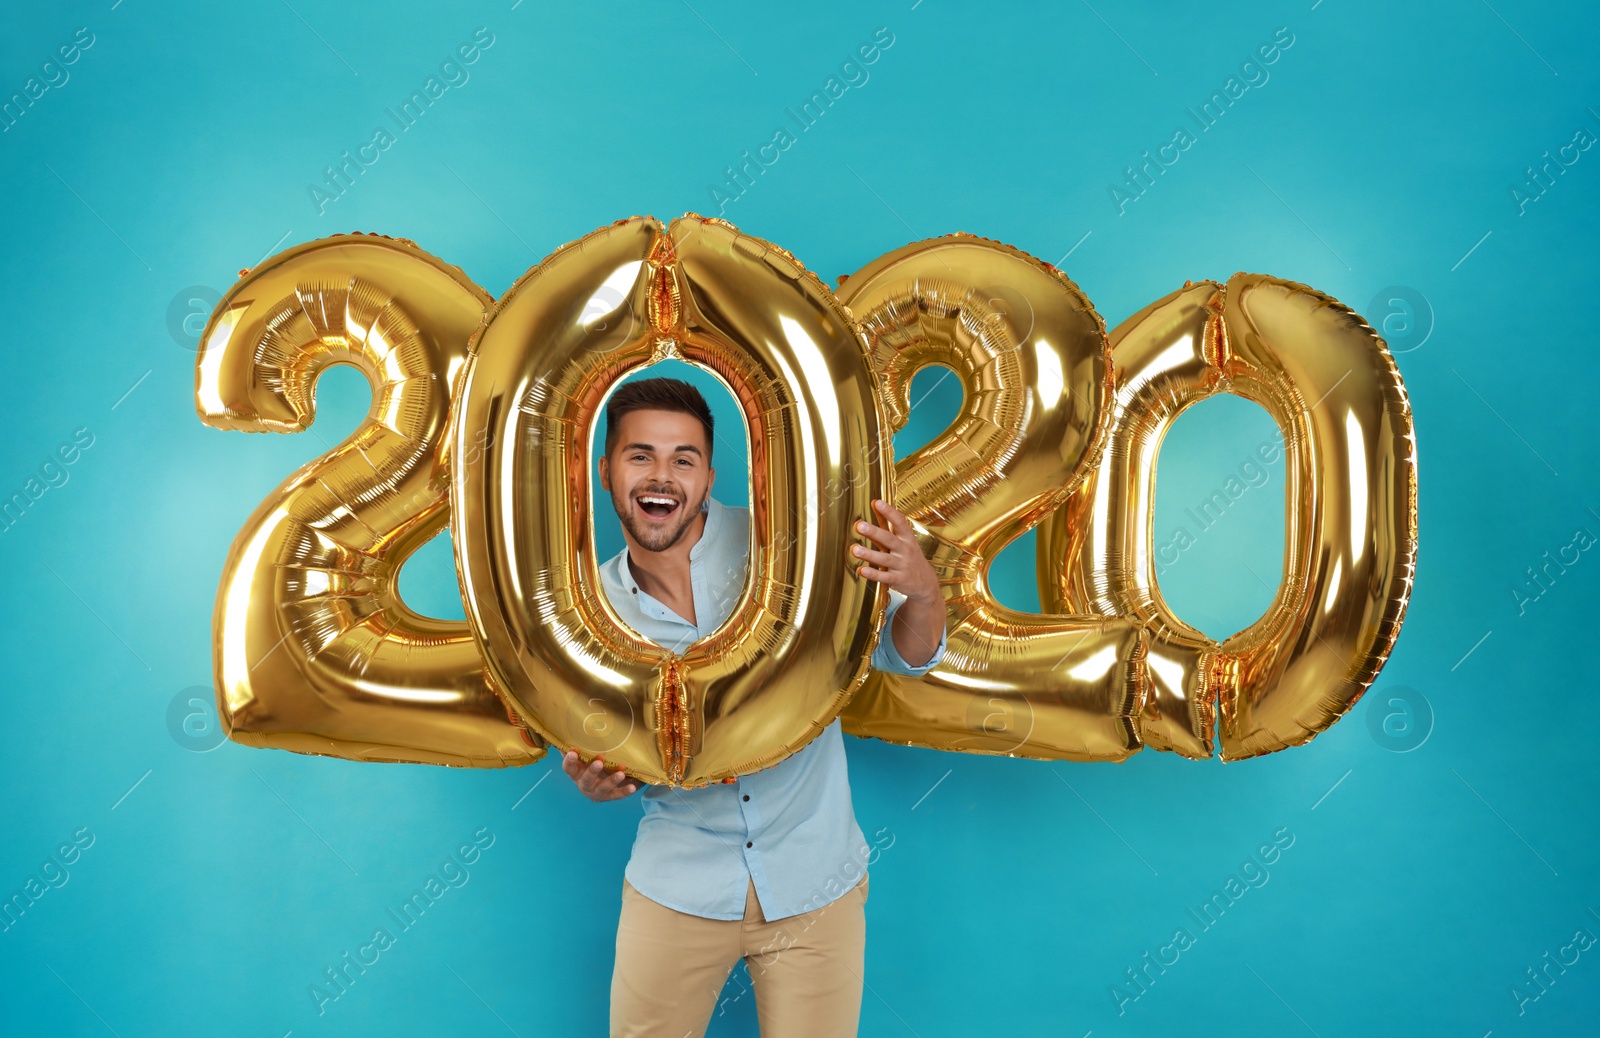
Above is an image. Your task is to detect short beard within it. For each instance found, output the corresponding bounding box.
[613,485,708,553]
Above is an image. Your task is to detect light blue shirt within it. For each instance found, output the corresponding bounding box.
[598,496,946,921]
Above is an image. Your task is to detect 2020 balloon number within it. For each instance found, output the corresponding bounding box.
[196,217,1416,786]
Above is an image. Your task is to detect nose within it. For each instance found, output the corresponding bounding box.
[646,458,675,485]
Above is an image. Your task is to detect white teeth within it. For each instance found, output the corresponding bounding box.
[639,496,677,506]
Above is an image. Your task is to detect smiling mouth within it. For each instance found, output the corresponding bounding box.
[634,493,682,521]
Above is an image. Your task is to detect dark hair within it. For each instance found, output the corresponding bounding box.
[603,377,715,460]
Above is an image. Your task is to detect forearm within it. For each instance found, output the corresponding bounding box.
[890,592,945,668]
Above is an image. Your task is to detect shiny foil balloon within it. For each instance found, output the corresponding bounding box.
[836,235,1149,762]
[452,215,889,788]
[195,233,544,767]
[1038,274,1418,761]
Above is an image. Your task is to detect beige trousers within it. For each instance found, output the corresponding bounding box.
[609,872,869,1038]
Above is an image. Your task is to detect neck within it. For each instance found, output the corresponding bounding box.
[623,509,708,604]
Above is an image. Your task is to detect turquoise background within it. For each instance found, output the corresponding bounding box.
[2,1,1597,1035]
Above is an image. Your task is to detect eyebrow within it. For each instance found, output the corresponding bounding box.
[621,442,704,457]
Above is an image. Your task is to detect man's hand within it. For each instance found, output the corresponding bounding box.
[561,750,642,802]
[852,499,939,603]
[852,499,945,667]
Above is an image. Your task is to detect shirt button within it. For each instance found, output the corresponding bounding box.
[746,841,753,848]
[742,794,750,801]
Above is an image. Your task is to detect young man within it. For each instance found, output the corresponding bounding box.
[560,377,946,1038]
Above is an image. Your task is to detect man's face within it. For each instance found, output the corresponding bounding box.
[599,408,715,553]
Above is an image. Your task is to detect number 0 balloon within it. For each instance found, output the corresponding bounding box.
[451,216,889,788]
[1038,274,1418,761]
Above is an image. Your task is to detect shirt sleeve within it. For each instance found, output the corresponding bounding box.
[870,589,946,676]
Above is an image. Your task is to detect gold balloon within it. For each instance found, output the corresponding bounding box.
[452,215,889,787]
[1038,274,1418,761]
[195,232,544,767]
[836,235,1150,762]
[193,221,1416,773]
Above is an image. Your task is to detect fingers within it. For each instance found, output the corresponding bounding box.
[873,498,909,532]
[851,499,940,601]
[562,751,638,801]
[853,505,908,585]
[859,500,913,548]
[844,502,939,632]
[601,770,639,800]
[563,751,603,786]
[854,519,896,549]
[851,544,894,566]
[585,758,622,799]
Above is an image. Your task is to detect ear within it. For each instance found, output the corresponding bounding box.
[707,465,716,493]
[597,454,611,492]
